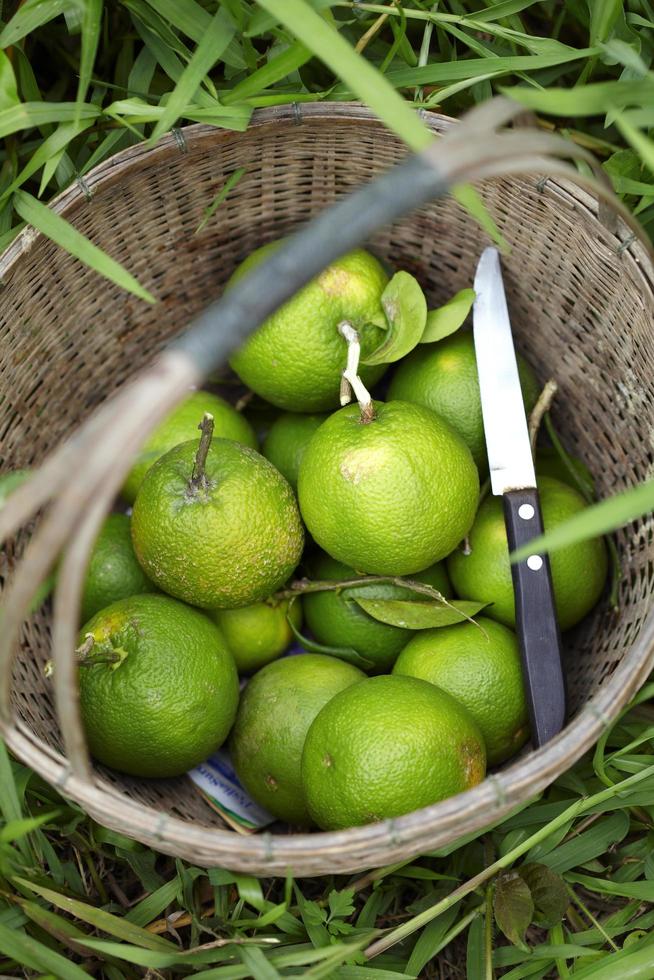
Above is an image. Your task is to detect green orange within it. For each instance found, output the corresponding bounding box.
[388,331,539,470]
[447,476,608,631]
[298,401,479,575]
[208,598,302,674]
[303,552,450,673]
[393,618,529,765]
[131,438,304,608]
[301,674,486,830]
[228,245,390,412]
[81,514,157,624]
[78,594,239,778]
[122,391,257,503]
[262,412,328,489]
[229,654,364,825]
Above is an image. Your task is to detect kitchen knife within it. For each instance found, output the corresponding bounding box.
[473,246,565,748]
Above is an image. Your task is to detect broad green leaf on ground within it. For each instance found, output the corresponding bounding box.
[518,864,569,928]
[421,289,475,343]
[511,477,654,560]
[493,871,533,948]
[13,191,155,302]
[362,272,427,365]
[149,7,236,142]
[353,598,487,629]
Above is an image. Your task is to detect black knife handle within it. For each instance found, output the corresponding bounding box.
[503,488,566,748]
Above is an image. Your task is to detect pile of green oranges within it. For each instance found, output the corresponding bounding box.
[71,244,608,832]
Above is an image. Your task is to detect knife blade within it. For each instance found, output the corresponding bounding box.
[473,246,566,748]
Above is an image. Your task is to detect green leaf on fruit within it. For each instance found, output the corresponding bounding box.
[361,271,427,366]
[352,597,487,629]
[518,863,569,928]
[286,612,374,670]
[420,288,475,344]
[493,870,534,949]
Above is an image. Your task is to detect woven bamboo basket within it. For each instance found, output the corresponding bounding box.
[1,101,654,877]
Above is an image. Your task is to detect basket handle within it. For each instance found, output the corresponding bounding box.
[0,97,651,781]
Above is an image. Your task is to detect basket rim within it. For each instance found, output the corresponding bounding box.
[3,102,654,875]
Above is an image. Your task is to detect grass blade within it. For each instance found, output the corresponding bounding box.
[238,946,282,979]
[0,101,100,139]
[0,50,19,110]
[0,0,69,47]
[254,0,431,152]
[511,478,654,560]
[13,876,178,950]
[149,6,236,143]
[196,167,245,233]
[615,115,654,174]
[0,920,90,980]
[0,741,31,863]
[0,120,92,203]
[379,48,601,88]
[500,78,654,116]
[142,0,210,41]
[76,0,102,110]
[0,811,59,843]
[407,905,459,975]
[222,41,312,105]
[465,0,548,23]
[254,1,505,246]
[13,190,155,303]
[572,938,654,979]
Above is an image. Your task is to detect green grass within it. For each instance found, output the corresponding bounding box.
[2,689,654,977]
[1,1,654,975]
